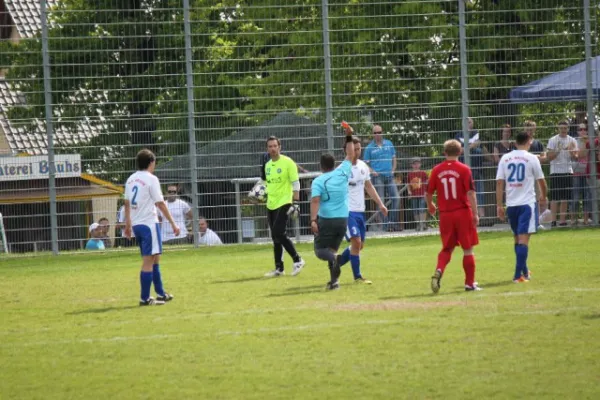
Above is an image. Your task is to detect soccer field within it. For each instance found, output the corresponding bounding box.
[1,230,600,399]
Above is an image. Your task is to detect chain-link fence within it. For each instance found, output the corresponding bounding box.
[0,0,598,254]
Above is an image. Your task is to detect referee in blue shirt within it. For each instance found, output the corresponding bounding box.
[310,124,357,290]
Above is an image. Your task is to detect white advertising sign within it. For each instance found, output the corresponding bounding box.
[0,154,82,182]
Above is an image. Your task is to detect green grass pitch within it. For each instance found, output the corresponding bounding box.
[1,230,600,399]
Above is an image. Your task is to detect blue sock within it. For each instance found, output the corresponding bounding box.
[515,244,528,280]
[338,247,351,267]
[152,264,165,296]
[140,271,153,301]
[350,254,361,279]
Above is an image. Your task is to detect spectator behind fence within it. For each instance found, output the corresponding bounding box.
[407,157,428,231]
[455,117,485,220]
[197,217,223,246]
[493,124,515,164]
[364,124,400,231]
[546,120,579,227]
[97,217,112,248]
[159,184,192,245]
[571,123,592,225]
[524,120,545,159]
[86,223,105,251]
[569,104,587,138]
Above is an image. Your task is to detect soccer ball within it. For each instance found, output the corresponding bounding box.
[287,203,300,220]
[539,209,552,224]
[248,180,267,202]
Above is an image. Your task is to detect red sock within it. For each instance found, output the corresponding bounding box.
[463,255,476,286]
[436,250,452,274]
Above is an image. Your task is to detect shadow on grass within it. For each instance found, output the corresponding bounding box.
[211,276,267,284]
[266,285,326,297]
[66,306,139,315]
[286,285,326,291]
[380,288,471,300]
[479,280,514,289]
[582,313,600,320]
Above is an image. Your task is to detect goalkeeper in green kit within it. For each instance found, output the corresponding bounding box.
[262,136,306,277]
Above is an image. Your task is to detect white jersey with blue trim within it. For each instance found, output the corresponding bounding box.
[496,150,544,207]
[124,170,164,227]
[348,159,371,212]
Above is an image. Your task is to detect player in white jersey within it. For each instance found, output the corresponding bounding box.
[336,134,388,284]
[124,149,180,306]
[496,132,548,283]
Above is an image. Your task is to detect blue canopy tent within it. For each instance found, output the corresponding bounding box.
[509,56,600,103]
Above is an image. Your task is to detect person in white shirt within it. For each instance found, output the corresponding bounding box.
[197,217,223,246]
[160,184,192,245]
[546,121,578,226]
[124,149,180,306]
[496,132,548,283]
[334,134,388,284]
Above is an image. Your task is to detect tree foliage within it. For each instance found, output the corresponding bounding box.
[0,0,598,179]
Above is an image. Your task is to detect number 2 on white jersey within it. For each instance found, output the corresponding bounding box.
[441,177,457,200]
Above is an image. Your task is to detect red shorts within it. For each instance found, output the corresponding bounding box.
[439,208,479,250]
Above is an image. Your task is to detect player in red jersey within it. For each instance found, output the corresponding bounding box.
[426,139,481,293]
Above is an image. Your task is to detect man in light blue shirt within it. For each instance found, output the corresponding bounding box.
[310,125,357,290]
[363,125,400,231]
[85,223,106,251]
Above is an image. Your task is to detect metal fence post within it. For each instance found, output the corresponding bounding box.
[183,0,200,245]
[321,0,334,152]
[41,0,58,255]
[583,0,598,225]
[458,0,470,166]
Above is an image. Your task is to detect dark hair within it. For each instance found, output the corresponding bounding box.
[558,120,569,126]
[515,131,531,145]
[136,149,155,170]
[266,136,281,146]
[320,153,335,171]
[98,217,109,223]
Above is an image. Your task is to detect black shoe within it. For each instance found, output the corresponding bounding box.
[551,221,557,228]
[326,281,340,291]
[139,297,165,306]
[156,293,174,302]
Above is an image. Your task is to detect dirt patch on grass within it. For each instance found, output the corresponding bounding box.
[334,300,465,311]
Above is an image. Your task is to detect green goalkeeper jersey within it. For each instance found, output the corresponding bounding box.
[264,155,299,210]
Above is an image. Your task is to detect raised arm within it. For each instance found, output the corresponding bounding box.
[342,122,357,163]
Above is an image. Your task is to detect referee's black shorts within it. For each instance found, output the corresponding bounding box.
[314,217,347,251]
[549,173,573,201]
